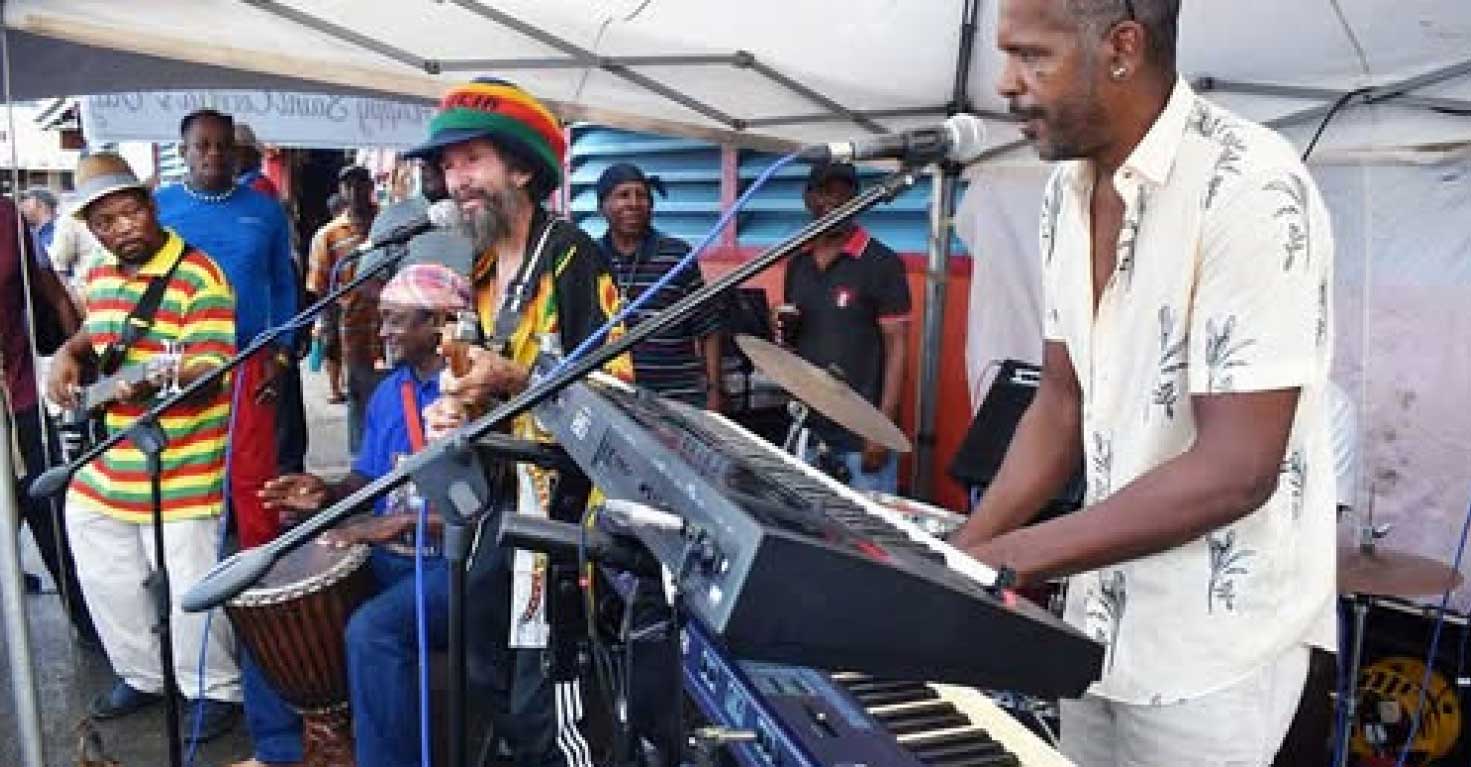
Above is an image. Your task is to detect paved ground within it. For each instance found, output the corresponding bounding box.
[1,365,351,767]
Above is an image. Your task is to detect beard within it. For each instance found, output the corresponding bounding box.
[457,186,525,253]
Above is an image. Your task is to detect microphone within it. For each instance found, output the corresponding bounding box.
[352,198,462,254]
[797,114,988,165]
[181,544,280,612]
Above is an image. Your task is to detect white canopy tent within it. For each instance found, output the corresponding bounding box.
[5,0,1471,598]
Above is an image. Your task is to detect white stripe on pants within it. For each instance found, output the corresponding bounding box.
[67,492,241,701]
[1060,644,1309,767]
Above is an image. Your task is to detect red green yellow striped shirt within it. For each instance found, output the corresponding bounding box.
[71,230,237,522]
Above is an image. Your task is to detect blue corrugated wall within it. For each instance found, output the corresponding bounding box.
[568,124,966,255]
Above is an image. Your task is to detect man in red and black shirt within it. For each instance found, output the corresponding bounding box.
[781,161,912,493]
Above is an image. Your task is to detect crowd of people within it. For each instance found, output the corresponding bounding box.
[3,73,911,767]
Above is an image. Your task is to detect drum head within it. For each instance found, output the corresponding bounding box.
[231,542,370,607]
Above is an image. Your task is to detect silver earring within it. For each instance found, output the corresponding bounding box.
[1111,65,1128,80]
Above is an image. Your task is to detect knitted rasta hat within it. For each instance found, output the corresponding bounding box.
[404,78,566,200]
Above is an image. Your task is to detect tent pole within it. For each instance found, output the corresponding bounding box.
[911,168,958,500]
[0,392,45,767]
[909,0,980,499]
[1,11,49,765]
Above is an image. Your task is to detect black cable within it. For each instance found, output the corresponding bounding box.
[1302,87,1374,162]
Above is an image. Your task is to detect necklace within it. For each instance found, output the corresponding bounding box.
[613,241,646,303]
[182,182,236,204]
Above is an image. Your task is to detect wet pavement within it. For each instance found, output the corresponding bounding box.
[2,365,351,767]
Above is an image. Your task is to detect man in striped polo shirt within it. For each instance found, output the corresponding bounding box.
[48,153,241,741]
[594,162,723,409]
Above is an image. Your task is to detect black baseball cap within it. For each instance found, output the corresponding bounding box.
[805,161,859,191]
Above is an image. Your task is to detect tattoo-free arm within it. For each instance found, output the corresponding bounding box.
[963,388,1299,584]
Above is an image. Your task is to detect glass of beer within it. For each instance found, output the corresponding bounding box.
[775,304,801,347]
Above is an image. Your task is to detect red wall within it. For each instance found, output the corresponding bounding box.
[701,247,973,514]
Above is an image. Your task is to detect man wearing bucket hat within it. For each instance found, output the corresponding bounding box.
[595,162,724,410]
[47,152,242,741]
[408,77,632,767]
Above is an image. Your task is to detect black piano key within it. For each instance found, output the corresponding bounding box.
[872,701,970,735]
[905,729,1021,767]
[848,685,941,708]
[903,728,996,750]
[910,734,1008,763]
[841,678,926,694]
[928,752,1021,767]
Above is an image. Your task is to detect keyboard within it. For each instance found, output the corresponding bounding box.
[535,374,1102,698]
[683,615,1073,767]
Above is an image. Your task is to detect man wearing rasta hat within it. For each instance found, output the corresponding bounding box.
[410,77,633,767]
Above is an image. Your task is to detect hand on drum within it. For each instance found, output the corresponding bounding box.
[320,514,417,548]
[260,473,330,522]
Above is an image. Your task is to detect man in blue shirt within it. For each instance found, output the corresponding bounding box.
[155,108,300,549]
[252,264,484,767]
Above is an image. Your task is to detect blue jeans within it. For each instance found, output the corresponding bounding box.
[348,550,450,767]
[242,647,302,765]
[804,445,900,495]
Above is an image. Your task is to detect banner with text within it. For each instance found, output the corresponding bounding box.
[81,90,436,149]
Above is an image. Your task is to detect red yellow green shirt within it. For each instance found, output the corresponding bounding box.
[71,230,236,522]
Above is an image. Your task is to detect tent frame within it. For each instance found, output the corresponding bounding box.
[12,2,1471,499]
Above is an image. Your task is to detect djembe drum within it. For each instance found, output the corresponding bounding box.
[225,542,375,767]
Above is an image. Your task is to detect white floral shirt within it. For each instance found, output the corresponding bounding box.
[1043,79,1338,705]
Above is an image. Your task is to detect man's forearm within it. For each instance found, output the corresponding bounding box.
[327,472,372,506]
[60,329,95,367]
[974,443,1277,584]
[951,392,1082,548]
[878,326,906,421]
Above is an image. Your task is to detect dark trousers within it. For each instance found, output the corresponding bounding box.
[10,406,99,644]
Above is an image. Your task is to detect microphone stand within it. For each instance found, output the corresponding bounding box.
[181,162,923,610]
[135,416,183,767]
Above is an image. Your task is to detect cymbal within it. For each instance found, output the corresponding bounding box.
[735,335,911,453]
[1338,545,1464,599]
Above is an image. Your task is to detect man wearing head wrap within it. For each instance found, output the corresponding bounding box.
[254,264,485,767]
[409,77,632,767]
[595,162,723,410]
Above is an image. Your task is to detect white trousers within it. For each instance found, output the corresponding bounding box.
[1061,645,1309,767]
[67,493,241,702]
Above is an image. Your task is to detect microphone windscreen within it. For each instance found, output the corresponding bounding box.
[427,199,463,229]
[945,114,989,163]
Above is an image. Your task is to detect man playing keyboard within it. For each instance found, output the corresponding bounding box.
[954,1,1336,765]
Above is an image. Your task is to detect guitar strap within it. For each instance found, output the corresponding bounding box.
[489,212,560,351]
[97,244,187,376]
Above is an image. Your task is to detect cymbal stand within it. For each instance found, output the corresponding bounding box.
[1337,486,1386,767]
[782,400,810,455]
